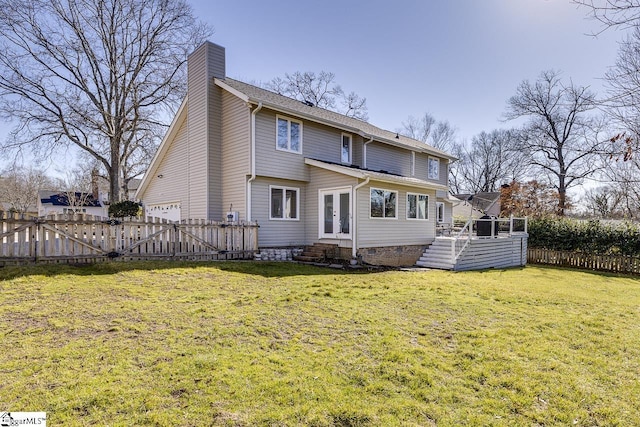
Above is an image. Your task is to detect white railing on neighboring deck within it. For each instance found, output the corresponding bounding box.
[445,215,528,261]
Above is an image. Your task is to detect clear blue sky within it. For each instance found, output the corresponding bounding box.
[191,0,623,141]
[0,0,626,172]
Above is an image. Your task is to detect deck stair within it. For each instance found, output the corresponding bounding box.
[294,243,339,262]
[415,238,455,269]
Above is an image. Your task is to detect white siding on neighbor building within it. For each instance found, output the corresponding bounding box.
[221,90,250,221]
[251,177,306,247]
[366,142,412,176]
[355,181,437,247]
[142,119,189,219]
[305,167,358,246]
[254,109,307,181]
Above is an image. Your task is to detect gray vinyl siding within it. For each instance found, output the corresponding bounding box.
[141,119,189,219]
[254,109,363,181]
[221,91,250,221]
[186,45,211,219]
[352,135,364,168]
[366,142,412,176]
[207,84,223,220]
[254,109,307,181]
[251,177,306,247]
[415,152,449,187]
[304,167,358,245]
[356,181,437,247]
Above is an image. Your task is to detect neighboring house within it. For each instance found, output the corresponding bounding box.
[452,192,501,219]
[135,42,458,266]
[38,190,107,217]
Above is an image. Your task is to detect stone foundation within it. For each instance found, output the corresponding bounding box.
[358,244,427,267]
[254,247,303,261]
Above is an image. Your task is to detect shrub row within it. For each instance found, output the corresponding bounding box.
[528,217,640,256]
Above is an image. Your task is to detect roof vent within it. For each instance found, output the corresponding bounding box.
[303,100,315,107]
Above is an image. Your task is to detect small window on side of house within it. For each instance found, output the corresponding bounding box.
[341,133,352,164]
[428,157,440,180]
[436,202,445,223]
[407,193,428,220]
[370,188,397,219]
[270,185,299,220]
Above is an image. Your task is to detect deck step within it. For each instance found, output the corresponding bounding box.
[293,243,339,262]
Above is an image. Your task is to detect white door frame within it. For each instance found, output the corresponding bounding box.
[319,187,352,239]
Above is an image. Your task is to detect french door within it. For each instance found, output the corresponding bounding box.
[319,188,351,239]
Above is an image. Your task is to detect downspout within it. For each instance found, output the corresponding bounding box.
[247,102,262,222]
[363,136,373,169]
[351,176,370,260]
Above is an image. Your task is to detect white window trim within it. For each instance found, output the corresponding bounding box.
[341,133,352,164]
[428,156,440,180]
[436,201,445,224]
[269,185,300,221]
[276,115,303,154]
[406,192,429,221]
[369,187,398,220]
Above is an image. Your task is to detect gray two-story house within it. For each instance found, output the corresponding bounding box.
[136,42,458,266]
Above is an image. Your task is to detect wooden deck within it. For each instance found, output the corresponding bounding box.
[416,217,528,271]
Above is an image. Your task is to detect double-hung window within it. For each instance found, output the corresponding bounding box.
[407,193,428,220]
[370,188,397,219]
[428,157,440,180]
[270,186,299,220]
[341,133,352,164]
[276,116,302,153]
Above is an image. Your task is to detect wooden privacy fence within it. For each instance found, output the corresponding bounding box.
[0,212,259,266]
[528,248,640,275]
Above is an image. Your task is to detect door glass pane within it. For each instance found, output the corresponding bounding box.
[324,194,333,234]
[339,192,350,234]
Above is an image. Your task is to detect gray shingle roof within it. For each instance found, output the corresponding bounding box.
[218,78,456,160]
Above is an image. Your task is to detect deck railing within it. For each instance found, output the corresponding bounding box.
[443,216,528,261]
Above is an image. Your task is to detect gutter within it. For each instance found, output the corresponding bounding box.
[351,176,370,260]
[247,102,262,222]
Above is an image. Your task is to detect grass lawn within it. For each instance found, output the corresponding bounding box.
[1,262,639,426]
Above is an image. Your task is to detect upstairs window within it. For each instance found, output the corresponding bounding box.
[370,188,397,219]
[428,157,440,180]
[270,186,299,220]
[276,116,302,153]
[407,193,428,220]
[341,133,352,164]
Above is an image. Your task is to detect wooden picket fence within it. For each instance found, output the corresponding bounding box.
[0,212,259,266]
[528,248,640,275]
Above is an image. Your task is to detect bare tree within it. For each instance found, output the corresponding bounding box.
[0,166,54,214]
[265,71,368,121]
[583,186,625,218]
[505,70,605,216]
[453,129,529,194]
[574,0,640,31]
[0,0,211,203]
[398,112,457,152]
[56,168,95,214]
